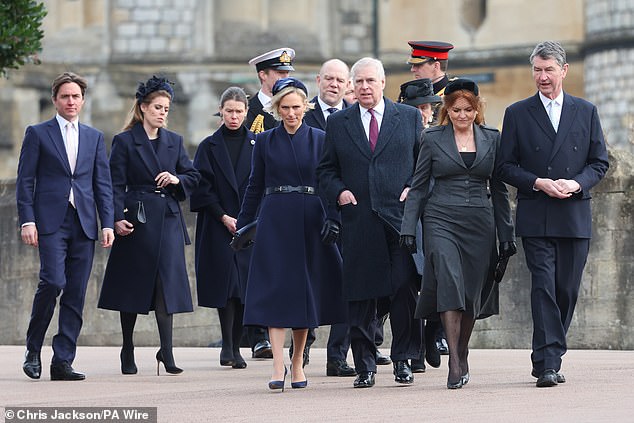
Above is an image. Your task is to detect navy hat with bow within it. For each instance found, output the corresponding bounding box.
[272,77,308,97]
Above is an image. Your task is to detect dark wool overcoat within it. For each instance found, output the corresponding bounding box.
[99,123,200,314]
[190,126,255,308]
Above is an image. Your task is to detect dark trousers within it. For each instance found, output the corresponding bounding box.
[246,326,269,350]
[26,204,95,364]
[326,323,351,361]
[522,237,590,373]
[349,229,421,373]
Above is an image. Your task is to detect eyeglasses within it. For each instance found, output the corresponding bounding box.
[272,77,308,96]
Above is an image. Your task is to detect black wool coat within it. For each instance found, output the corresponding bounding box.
[190,126,256,308]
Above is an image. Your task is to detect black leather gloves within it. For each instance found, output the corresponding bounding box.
[320,219,340,244]
[399,235,417,254]
[494,241,517,282]
[498,241,517,260]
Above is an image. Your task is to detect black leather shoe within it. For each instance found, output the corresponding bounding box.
[393,360,414,384]
[50,362,85,381]
[532,368,565,384]
[326,359,356,377]
[436,337,449,355]
[375,350,391,365]
[536,369,558,388]
[23,350,41,379]
[252,340,273,359]
[410,358,426,373]
[425,340,441,368]
[353,371,375,388]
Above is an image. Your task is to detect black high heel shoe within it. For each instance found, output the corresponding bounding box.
[268,366,287,392]
[120,347,137,375]
[156,349,183,375]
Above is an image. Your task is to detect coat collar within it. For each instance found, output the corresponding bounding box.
[434,123,495,169]
[342,97,397,159]
[46,117,90,175]
[208,126,255,193]
[131,122,163,177]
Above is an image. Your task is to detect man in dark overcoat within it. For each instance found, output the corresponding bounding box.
[497,41,609,388]
[317,57,423,388]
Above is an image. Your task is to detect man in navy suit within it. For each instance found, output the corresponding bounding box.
[497,41,609,388]
[17,72,114,381]
[317,57,423,388]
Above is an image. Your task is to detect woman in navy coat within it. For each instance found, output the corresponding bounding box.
[236,78,346,391]
[190,87,255,369]
[99,76,200,376]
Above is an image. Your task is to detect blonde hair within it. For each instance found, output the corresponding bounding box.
[264,86,313,121]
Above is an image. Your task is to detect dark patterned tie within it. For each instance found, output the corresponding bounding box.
[368,108,378,152]
[326,107,338,115]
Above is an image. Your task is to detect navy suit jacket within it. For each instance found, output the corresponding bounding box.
[497,92,609,238]
[246,95,277,133]
[16,117,114,239]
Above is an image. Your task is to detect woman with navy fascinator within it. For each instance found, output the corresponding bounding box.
[99,75,200,376]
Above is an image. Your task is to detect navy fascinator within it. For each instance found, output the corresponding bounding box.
[136,75,175,104]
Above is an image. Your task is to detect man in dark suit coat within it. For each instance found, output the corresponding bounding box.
[17,72,114,381]
[317,57,423,388]
[497,41,609,388]
[245,47,295,135]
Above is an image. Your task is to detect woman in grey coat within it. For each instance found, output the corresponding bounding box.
[400,79,516,389]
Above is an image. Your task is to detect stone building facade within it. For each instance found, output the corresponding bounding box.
[0,0,632,348]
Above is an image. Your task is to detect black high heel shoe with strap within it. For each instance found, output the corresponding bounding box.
[156,349,183,375]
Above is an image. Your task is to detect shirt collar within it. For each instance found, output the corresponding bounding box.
[359,98,385,116]
[257,90,272,107]
[317,97,343,112]
[56,114,78,130]
[539,91,564,108]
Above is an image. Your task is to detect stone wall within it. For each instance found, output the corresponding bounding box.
[1,149,632,349]
[585,0,634,154]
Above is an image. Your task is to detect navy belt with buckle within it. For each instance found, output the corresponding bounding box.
[265,185,316,195]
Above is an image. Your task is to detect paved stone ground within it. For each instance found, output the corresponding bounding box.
[1,346,632,422]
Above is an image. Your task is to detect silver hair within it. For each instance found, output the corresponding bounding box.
[350,57,385,82]
[530,41,567,68]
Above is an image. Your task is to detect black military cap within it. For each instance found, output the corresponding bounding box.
[407,41,454,64]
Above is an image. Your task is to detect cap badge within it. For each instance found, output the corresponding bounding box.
[279,51,292,64]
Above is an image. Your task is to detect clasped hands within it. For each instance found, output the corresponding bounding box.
[535,178,580,199]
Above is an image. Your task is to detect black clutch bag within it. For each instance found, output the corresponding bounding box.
[230,220,257,251]
[124,200,146,225]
